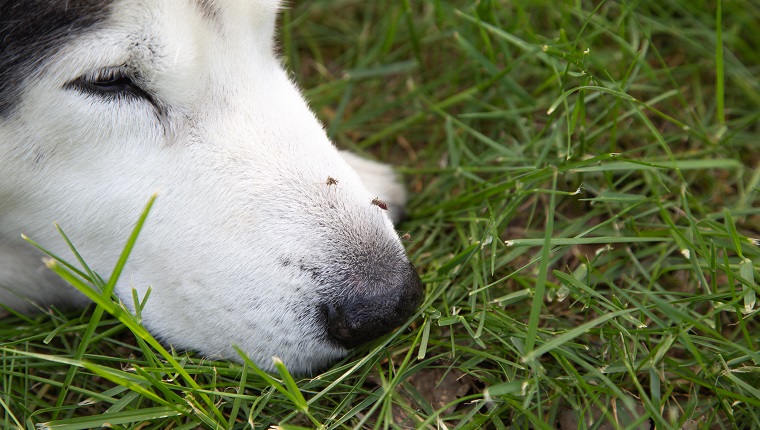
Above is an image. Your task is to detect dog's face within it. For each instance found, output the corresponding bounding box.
[0,0,422,373]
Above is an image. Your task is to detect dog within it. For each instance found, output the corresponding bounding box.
[0,0,423,374]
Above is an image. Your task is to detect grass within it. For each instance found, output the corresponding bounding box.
[2,0,760,428]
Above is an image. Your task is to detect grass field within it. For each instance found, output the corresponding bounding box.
[2,0,760,428]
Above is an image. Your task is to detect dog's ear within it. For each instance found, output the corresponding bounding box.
[339,151,408,224]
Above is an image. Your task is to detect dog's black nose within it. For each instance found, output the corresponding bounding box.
[326,261,423,349]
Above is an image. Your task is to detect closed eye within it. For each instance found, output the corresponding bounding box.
[66,66,155,104]
[66,66,167,124]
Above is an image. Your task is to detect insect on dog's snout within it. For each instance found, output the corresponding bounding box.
[325,261,423,349]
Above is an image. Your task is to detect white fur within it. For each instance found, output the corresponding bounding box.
[0,0,413,373]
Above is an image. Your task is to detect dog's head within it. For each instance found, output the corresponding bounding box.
[0,0,423,373]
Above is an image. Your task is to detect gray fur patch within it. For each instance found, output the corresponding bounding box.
[195,0,221,22]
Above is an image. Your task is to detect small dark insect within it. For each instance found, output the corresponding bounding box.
[326,176,338,186]
[401,232,413,242]
[371,197,388,210]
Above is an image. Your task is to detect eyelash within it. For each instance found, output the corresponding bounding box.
[66,66,154,103]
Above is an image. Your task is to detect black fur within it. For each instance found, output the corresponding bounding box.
[0,0,113,116]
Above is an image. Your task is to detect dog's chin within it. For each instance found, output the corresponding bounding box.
[141,321,347,375]
[234,341,349,375]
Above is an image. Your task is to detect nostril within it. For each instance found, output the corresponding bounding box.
[324,302,355,345]
[325,261,424,349]
[325,299,384,349]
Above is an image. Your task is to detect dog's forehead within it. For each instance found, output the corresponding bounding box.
[194,0,282,21]
[0,0,282,117]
